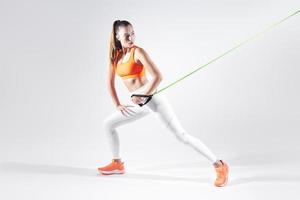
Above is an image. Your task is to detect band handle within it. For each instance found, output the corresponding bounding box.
[131,94,153,107]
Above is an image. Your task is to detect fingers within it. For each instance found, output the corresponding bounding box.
[123,108,133,117]
[121,109,131,117]
[120,109,127,117]
[126,107,136,115]
[119,105,137,117]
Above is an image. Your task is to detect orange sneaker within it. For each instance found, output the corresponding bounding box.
[214,160,229,187]
[98,160,125,175]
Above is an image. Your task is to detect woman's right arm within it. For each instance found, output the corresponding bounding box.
[107,63,136,117]
[107,63,121,107]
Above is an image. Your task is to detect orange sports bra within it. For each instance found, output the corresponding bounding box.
[115,46,145,80]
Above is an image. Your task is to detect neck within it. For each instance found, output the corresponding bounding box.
[122,47,129,54]
[122,45,134,54]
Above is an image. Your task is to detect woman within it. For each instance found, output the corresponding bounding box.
[98,20,229,187]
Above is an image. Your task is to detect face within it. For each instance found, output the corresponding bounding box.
[116,25,135,48]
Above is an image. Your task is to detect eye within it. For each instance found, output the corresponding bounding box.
[128,32,135,37]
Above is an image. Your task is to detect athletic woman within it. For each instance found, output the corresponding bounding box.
[98,20,229,187]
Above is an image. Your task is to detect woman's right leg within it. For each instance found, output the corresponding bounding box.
[99,104,151,175]
[103,105,151,159]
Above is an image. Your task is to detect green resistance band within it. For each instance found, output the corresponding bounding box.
[131,10,300,107]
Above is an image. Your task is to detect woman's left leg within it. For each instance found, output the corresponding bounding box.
[145,93,229,186]
[146,94,219,165]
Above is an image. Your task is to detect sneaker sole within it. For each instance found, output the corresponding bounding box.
[98,169,125,175]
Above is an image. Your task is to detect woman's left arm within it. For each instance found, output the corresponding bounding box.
[135,47,163,95]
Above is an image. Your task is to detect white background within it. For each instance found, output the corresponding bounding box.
[1,0,300,199]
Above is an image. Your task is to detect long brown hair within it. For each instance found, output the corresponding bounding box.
[109,20,132,66]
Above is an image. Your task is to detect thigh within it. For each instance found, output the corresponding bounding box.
[104,102,151,129]
[146,93,176,126]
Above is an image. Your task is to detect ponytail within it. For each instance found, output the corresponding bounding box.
[109,20,132,66]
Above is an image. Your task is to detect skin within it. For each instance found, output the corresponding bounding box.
[107,24,163,117]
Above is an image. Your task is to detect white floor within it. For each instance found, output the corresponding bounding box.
[1,159,299,200]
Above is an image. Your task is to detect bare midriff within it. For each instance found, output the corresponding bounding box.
[123,76,149,92]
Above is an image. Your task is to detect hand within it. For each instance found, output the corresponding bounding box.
[131,96,145,105]
[116,104,136,117]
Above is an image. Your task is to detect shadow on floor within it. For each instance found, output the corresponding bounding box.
[0,161,96,177]
[1,160,300,187]
[229,174,300,186]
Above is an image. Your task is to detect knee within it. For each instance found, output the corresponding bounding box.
[174,132,189,144]
[103,118,116,133]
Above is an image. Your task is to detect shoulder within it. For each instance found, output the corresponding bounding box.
[133,46,148,59]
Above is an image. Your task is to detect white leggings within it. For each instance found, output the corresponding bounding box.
[103,84,219,165]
